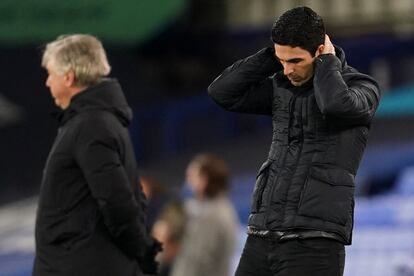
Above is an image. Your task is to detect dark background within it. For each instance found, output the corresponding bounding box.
[1,0,414,204]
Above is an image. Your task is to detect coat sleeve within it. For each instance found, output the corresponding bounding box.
[74,119,151,259]
[207,47,282,115]
[313,54,381,126]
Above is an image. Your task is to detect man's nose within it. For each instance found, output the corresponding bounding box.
[283,64,294,75]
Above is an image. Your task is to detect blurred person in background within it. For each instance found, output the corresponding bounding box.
[208,6,380,276]
[152,201,187,276]
[397,258,414,276]
[170,153,239,276]
[34,34,161,276]
[140,175,174,229]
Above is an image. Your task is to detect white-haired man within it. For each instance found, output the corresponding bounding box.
[33,34,161,276]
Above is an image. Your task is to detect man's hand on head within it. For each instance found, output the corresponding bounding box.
[321,34,336,56]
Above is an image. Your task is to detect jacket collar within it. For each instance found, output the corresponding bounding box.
[54,78,132,126]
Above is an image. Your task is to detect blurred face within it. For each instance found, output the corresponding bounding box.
[274,44,317,86]
[186,162,206,199]
[45,62,73,109]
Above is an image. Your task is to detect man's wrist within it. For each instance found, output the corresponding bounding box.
[315,54,341,71]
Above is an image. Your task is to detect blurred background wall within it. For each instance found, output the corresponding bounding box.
[1,0,414,275]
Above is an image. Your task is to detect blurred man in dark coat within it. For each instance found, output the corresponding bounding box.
[33,34,161,276]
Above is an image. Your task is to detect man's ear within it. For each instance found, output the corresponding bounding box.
[64,70,76,87]
[315,44,324,57]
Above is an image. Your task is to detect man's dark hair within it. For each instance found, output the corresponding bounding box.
[271,6,325,56]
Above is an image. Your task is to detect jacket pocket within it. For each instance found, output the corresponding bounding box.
[251,160,272,213]
[297,165,355,226]
[46,198,98,251]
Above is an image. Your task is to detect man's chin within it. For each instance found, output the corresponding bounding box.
[290,77,312,87]
[290,80,303,86]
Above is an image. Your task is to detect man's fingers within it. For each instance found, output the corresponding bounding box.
[323,34,335,55]
[325,34,331,45]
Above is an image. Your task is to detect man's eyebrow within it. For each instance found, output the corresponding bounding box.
[276,57,304,63]
[287,58,303,63]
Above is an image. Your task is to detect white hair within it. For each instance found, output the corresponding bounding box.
[42,34,111,86]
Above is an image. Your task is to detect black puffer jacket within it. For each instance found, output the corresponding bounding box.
[208,47,380,244]
[34,79,153,276]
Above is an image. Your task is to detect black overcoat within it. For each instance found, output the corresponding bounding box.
[34,79,149,276]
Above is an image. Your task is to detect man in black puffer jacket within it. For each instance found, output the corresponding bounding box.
[33,34,161,276]
[208,7,380,276]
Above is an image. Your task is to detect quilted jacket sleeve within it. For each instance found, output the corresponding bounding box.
[208,47,282,115]
[314,53,381,126]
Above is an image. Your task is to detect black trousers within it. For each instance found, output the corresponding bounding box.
[235,235,345,276]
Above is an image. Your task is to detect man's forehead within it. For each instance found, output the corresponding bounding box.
[274,44,311,60]
[45,61,56,71]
